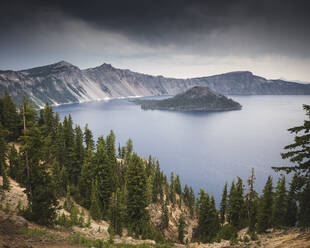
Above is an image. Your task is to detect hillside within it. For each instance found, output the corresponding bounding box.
[2,176,310,248]
[0,61,309,108]
[135,86,242,111]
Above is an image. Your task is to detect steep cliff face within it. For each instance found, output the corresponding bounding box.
[0,61,309,108]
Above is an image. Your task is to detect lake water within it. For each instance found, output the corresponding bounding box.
[54,95,309,203]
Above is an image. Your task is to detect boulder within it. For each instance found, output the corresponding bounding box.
[8,215,28,227]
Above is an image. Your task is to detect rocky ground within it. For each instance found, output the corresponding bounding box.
[1,176,310,248]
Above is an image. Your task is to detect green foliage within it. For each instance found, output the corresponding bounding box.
[84,124,95,151]
[215,224,238,241]
[161,200,169,229]
[79,147,95,208]
[96,136,113,217]
[246,168,258,233]
[228,177,246,229]
[178,213,187,244]
[108,188,124,236]
[127,153,149,234]
[299,180,310,227]
[285,174,298,227]
[220,182,228,225]
[195,190,219,243]
[257,176,273,233]
[0,91,20,141]
[90,181,103,221]
[273,105,310,227]
[272,175,287,227]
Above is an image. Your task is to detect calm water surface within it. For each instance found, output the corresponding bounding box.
[54,95,309,203]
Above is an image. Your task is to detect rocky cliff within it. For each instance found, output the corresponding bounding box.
[1,61,309,108]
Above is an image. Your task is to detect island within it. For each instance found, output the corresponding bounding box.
[135,86,242,111]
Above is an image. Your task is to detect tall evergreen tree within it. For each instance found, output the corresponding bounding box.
[63,115,76,184]
[257,176,273,233]
[8,144,21,181]
[0,92,20,141]
[175,175,182,195]
[196,190,217,242]
[89,180,103,221]
[273,104,310,227]
[109,188,123,236]
[19,104,57,225]
[73,125,84,185]
[0,127,10,189]
[169,172,176,205]
[161,200,169,229]
[272,175,287,227]
[220,182,228,225]
[285,174,298,227]
[0,124,8,177]
[299,180,310,227]
[246,168,258,233]
[96,136,112,216]
[126,153,148,233]
[79,147,95,208]
[178,213,186,244]
[228,177,245,229]
[84,124,94,151]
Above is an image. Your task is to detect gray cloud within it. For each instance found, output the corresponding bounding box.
[1,0,310,81]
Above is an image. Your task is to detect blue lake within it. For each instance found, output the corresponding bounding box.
[53,95,309,203]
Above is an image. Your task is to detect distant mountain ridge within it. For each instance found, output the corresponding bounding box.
[0,61,309,108]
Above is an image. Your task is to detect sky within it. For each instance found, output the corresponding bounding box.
[1,0,310,81]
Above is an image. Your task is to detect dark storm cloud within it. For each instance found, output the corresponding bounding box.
[1,0,310,81]
[2,0,310,49]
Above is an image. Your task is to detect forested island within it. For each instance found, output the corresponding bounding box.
[135,86,242,111]
[0,92,310,247]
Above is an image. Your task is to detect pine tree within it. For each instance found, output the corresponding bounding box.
[1,92,20,141]
[84,124,94,151]
[73,125,84,185]
[89,181,102,221]
[175,175,182,195]
[125,138,133,160]
[273,104,310,227]
[246,168,258,233]
[161,200,169,229]
[0,124,8,177]
[146,175,153,205]
[272,175,287,227]
[178,213,186,244]
[126,153,148,233]
[210,195,220,237]
[285,174,298,227]
[96,136,112,216]
[169,172,176,205]
[63,115,76,185]
[106,130,119,192]
[79,147,95,208]
[228,177,245,229]
[196,190,219,242]
[273,104,310,180]
[220,182,228,225]
[257,176,273,233]
[189,186,195,216]
[8,144,21,181]
[0,131,10,190]
[299,180,310,227]
[108,188,123,236]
